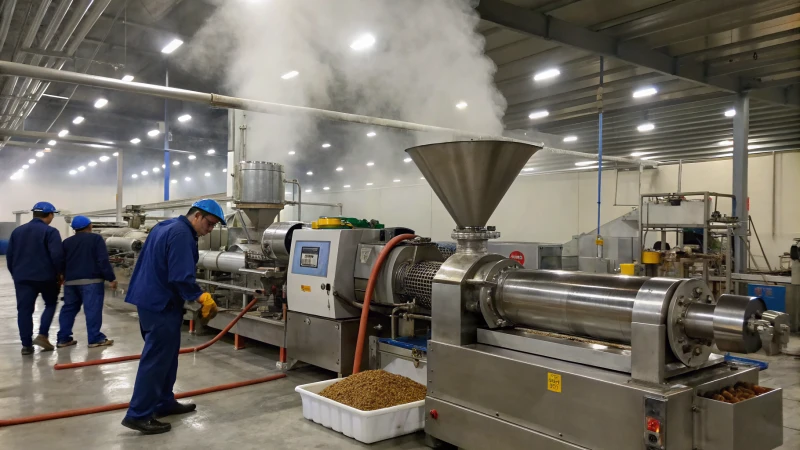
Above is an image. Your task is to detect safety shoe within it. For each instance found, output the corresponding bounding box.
[155,402,196,418]
[32,335,54,351]
[121,417,171,435]
[88,339,114,348]
[57,340,78,348]
[21,346,34,355]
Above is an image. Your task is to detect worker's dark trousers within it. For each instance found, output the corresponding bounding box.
[14,281,59,347]
[125,304,183,420]
[57,283,107,345]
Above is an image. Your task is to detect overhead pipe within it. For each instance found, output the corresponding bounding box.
[284,179,301,221]
[0,60,641,165]
[596,56,604,259]
[285,200,342,216]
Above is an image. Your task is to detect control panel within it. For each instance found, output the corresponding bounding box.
[643,396,666,450]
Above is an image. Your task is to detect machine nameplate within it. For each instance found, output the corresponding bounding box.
[359,247,372,263]
[547,372,562,393]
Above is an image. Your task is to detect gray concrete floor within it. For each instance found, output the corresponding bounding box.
[0,256,798,449]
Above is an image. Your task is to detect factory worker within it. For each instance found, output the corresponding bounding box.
[121,199,224,435]
[6,202,64,355]
[56,216,117,349]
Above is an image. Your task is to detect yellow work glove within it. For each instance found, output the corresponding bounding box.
[198,293,218,322]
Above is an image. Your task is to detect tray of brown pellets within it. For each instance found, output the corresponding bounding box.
[701,381,773,403]
[295,370,426,444]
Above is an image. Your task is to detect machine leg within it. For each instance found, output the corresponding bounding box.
[234,333,246,350]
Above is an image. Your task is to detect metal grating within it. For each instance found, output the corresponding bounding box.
[397,260,443,309]
[437,242,457,259]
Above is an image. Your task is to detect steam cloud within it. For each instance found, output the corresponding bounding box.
[181,0,506,187]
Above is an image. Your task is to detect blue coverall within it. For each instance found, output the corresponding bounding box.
[6,218,64,347]
[124,216,202,420]
[57,232,116,345]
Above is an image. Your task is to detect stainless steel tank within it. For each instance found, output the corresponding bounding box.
[197,250,246,272]
[234,161,284,205]
[262,221,303,264]
[493,270,650,344]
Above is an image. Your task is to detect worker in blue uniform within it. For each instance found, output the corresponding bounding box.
[56,216,117,348]
[6,202,64,355]
[121,199,224,435]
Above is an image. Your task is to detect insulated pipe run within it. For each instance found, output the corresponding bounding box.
[0,373,286,427]
[54,297,260,370]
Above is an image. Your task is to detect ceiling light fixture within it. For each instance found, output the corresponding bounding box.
[69,170,77,175]
[637,123,655,132]
[288,151,295,155]
[88,161,97,167]
[58,129,69,137]
[184,176,191,181]
[366,131,376,137]
[343,185,351,188]
[121,75,134,82]
[131,174,138,179]
[306,171,313,175]
[725,109,736,117]
[141,170,148,175]
[153,167,160,173]
[533,68,560,81]
[321,143,331,148]
[113,152,119,156]
[48,140,57,145]
[130,138,141,144]
[528,110,549,119]
[305,189,312,193]
[72,116,84,124]
[403,157,412,163]
[28,159,36,164]
[366,162,374,167]
[563,136,578,143]
[99,155,110,162]
[393,179,401,183]
[281,70,299,80]
[178,114,192,122]
[522,168,535,172]
[94,98,108,108]
[173,161,180,166]
[147,129,160,137]
[336,167,343,172]
[630,152,650,157]
[350,33,376,51]
[207,149,215,154]
[205,172,211,177]
[22,164,29,169]
[366,182,373,186]
[188,155,196,160]
[455,101,468,110]
[323,187,330,191]
[171,179,177,184]
[35,151,44,157]
[633,87,658,98]
[222,168,227,173]
[161,38,184,54]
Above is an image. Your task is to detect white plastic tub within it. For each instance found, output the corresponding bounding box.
[295,378,425,444]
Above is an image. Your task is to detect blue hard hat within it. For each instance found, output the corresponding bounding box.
[191,199,226,226]
[71,215,92,230]
[31,201,59,214]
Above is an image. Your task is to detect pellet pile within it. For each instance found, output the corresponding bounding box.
[703,381,772,404]
[319,370,427,411]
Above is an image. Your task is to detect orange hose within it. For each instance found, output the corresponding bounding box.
[0,373,286,427]
[352,233,416,374]
[54,297,260,370]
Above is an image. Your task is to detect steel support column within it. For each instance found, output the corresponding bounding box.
[116,149,123,223]
[732,92,750,273]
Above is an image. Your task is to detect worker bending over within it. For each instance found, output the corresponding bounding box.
[57,215,117,348]
[6,202,64,355]
[121,199,223,435]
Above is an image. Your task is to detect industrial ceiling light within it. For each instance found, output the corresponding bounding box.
[204,172,211,177]
[77,166,86,172]
[161,38,184,54]
[393,179,401,183]
[366,131,376,137]
[403,157,412,163]
[141,170,148,175]
[222,168,227,173]
[336,167,343,171]
[69,170,77,175]
[343,185,351,188]
[350,33,376,50]
[153,167,160,173]
[35,151,44,157]
[633,87,658,98]
[147,129,160,137]
[48,140,57,145]
[28,159,36,164]
[121,75,134,82]
[22,164,29,169]
[207,149,215,154]
[72,116,84,124]
[528,110,549,119]
[99,155,110,162]
[94,98,108,108]
[562,136,578,143]
[637,123,655,132]
[288,151,295,155]
[321,143,331,148]
[178,114,192,122]
[281,70,299,80]
[131,174,138,179]
[323,186,330,191]
[173,161,180,166]
[718,140,732,146]
[184,176,191,181]
[306,171,313,175]
[305,189,312,193]
[725,109,736,117]
[58,129,69,137]
[171,179,178,184]
[366,161,375,166]
[630,152,650,157]
[575,160,597,166]
[522,168,535,172]
[130,138,141,144]
[366,182,374,186]
[533,68,560,81]
[420,177,425,180]
[88,161,97,167]
[188,155,196,160]
[113,152,119,156]
[455,101,468,110]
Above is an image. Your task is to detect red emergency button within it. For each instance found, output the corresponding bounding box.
[429,409,438,420]
[646,416,661,433]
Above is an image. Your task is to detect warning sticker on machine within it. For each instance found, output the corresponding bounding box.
[360,247,372,263]
[547,372,562,393]
[300,285,311,292]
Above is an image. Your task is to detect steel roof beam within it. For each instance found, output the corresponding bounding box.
[476,0,799,108]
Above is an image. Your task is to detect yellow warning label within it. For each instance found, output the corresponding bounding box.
[547,372,562,393]
[301,285,311,292]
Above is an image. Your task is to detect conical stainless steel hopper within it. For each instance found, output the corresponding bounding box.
[405,140,540,229]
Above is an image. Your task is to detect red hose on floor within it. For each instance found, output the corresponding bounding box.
[0,373,286,427]
[54,297,260,370]
[352,233,416,374]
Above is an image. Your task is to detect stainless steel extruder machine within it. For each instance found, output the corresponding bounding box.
[397,141,789,450]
